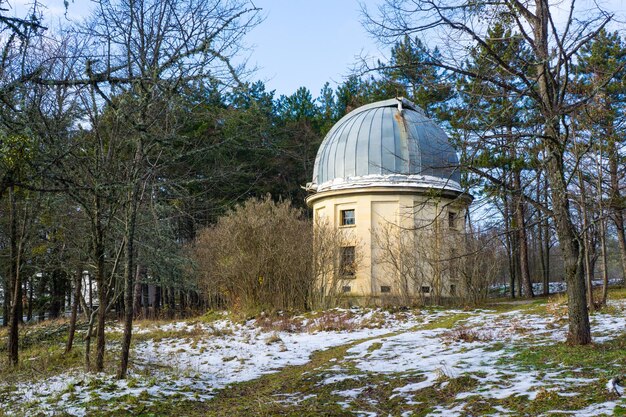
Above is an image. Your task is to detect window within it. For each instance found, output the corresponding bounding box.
[340,246,356,276]
[340,209,355,226]
[448,211,458,229]
[342,286,351,293]
[380,285,391,293]
[450,284,456,296]
[420,286,431,294]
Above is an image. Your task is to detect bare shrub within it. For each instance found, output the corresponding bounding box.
[374,222,423,305]
[457,230,502,305]
[190,196,313,313]
[373,214,461,305]
[309,218,363,309]
[443,326,493,343]
[307,310,356,332]
[373,217,501,306]
[255,314,304,333]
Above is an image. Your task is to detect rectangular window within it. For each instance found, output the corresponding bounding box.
[340,209,355,226]
[380,285,391,293]
[448,211,458,229]
[342,286,351,293]
[340,246,356,276]
[420,286,431,294]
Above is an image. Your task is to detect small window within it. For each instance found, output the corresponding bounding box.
[340,209,355,226]
[380,285,391,293]
[420,286,431,294]
[342,286,351,293]
[448,211,458,229]
[450,284,456,296]
[340,246,356,276]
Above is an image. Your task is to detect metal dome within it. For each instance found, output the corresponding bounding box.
[309,98,461,193]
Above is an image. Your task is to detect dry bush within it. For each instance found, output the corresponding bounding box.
[190,196,313,314]
[255,314,304,333]
[307,310,356,332]
[457,230,502,305]
[443,326,493,343]
[309,218,363,309]
[374,222,425,305]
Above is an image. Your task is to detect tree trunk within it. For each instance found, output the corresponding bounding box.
[503,193,516,298]
[534,0,590,345]
[608,137,626,280]
[545,149,591,344]
[511,142,533,298]
[84,307,98,371]
[27,276,33,322]
[66,268,83,354]
[543,174,551,293]
[577,169,595,311]
[2,274,8,327]
[515,179,533,298]
[49,270,65,319]
[537,177,548,295]
[118,137,143,380]
[599,218,609,306]
[154,285,161,317]
[94,195,107,372]
[8,186,20,365]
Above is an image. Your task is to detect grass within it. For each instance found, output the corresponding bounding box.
[508,333,626,374]
[1,287,625,416]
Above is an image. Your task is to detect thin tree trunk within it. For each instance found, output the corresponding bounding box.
[94,195,107,372]
[537,176,548,295]
[118,136,144,379]
[84,307,98,371]
[503,193,516,298]
[599,218,609,306]
[577,169,595,311]
[27,276,33,322]
[608,137,626,280]
[543,173,551,292]
[8,186,19,365]
[66,268,83,354]
[512,148,533,298]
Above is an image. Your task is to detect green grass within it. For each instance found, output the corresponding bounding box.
[508,333,626,374]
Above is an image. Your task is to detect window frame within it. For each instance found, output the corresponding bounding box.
[339,245,356,277]
[340,209,356,227]
[448,210,458,230]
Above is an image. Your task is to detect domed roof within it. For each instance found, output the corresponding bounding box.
[309,98,461,193]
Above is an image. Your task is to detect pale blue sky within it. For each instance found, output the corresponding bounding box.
[9,0,626,98]
[10,0,381,97]
[247,0,382,97]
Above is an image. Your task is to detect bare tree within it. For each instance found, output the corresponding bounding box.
[362,0,623,344]
[65,0,261,379]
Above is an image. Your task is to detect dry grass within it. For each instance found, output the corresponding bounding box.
[443,326,494,343]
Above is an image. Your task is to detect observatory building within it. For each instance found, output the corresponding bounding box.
[306,97,471,304]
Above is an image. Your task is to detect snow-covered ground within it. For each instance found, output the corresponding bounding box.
[1,300,624,416]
